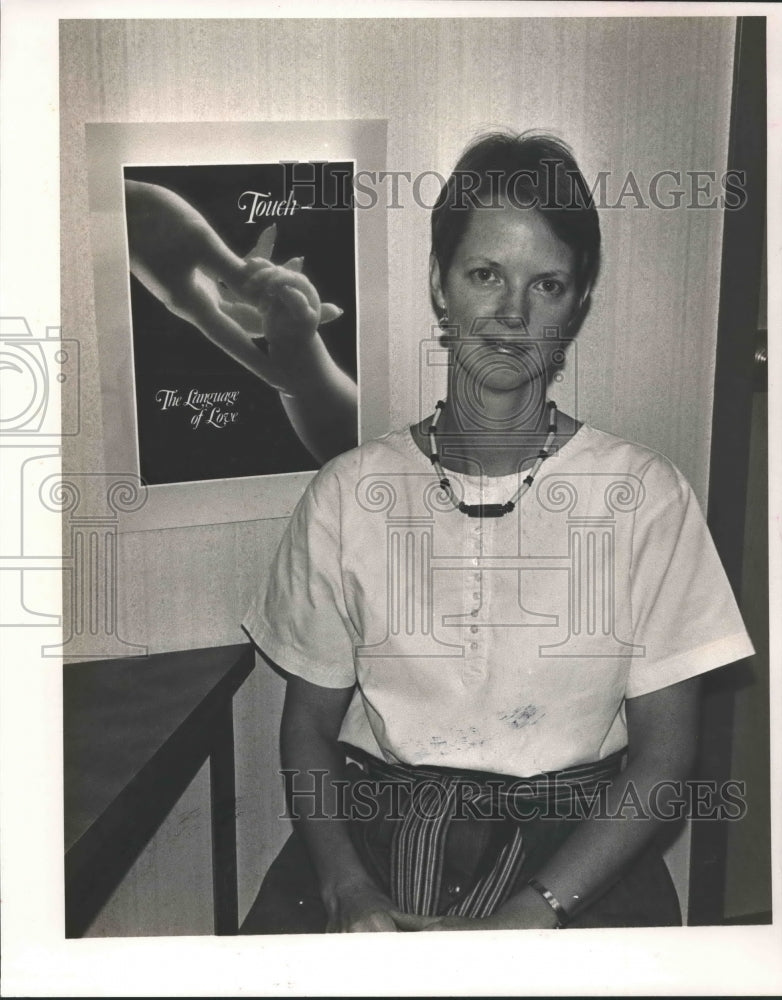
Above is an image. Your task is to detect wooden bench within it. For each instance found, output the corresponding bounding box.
[63,643,254,937]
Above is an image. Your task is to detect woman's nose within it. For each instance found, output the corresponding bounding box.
[496,285,528,329]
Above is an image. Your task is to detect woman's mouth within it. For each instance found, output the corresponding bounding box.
[483,338,526,354]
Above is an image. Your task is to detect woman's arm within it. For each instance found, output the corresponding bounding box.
[280,675,401,932]
[399,675,701,931]
[497,675,701,927]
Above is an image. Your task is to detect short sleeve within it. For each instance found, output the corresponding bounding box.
[242,468,357,689]
[626,458,754,699]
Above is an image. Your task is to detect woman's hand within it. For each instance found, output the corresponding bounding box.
[324,881,403,933]
[391,899,559,932]
[391,912,478,932]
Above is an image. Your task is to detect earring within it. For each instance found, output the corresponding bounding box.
[438,308,457,346]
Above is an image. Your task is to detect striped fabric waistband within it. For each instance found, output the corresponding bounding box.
[344,747,626,919]
[350,746,626,806]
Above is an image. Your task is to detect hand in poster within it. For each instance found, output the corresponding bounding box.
[124,180,358,463]
[214,224,345,375]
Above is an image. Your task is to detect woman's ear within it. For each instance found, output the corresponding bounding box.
[567,285,592,336]
[429,253,447,317]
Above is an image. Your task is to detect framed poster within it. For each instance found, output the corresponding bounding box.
[86,120,388,529]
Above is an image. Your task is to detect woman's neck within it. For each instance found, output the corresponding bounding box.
[434,380,550,477]
[410,376,582,478]
[445,378,548,432]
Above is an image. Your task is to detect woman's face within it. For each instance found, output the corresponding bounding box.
[431,200,582,395]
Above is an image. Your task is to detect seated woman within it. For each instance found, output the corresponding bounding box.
[241,131,753,933]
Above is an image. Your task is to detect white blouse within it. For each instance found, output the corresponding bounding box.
[243,423,753,779]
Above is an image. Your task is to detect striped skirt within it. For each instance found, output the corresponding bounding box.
[240,748,682,934]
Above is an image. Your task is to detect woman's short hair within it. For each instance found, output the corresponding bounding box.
[431,131,602,296]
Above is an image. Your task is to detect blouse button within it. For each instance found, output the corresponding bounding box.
[469,625,479,634]
[470,609,478,617]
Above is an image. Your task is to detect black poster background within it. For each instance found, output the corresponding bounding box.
[123,161,357,486]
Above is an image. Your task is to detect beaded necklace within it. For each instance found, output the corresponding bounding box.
[427,399,558,518]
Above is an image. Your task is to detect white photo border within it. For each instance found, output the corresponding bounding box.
[1,2,780,998]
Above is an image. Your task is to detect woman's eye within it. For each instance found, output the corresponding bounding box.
[536,278,565,296]
[470,267,498,284]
